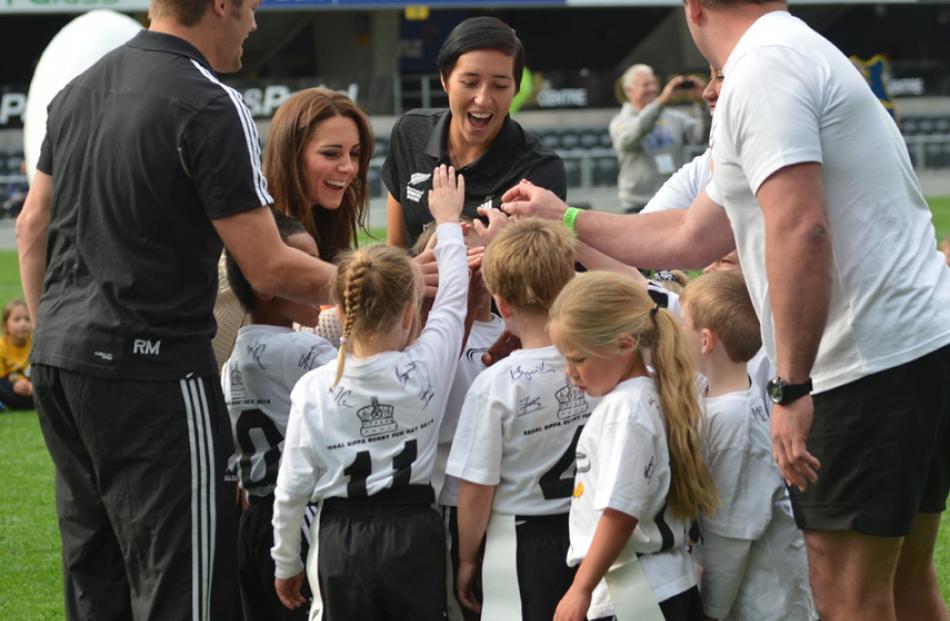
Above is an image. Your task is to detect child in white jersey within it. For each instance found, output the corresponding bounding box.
[271,165,469,620]
[221,212,339,621]
[680,272,815,621]
[412,220,504,621]
[548,271,718,621]
[447,218,595,621]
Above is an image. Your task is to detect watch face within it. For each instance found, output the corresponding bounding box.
[767,379,784,404]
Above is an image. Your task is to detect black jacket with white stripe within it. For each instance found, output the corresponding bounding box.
[34,30,271,380]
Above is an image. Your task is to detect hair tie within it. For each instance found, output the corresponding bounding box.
[339,335,349,346]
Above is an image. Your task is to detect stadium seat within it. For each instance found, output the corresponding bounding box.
[592,156,619,187]
[562,156,582,188]
[540,130,561,150]
[559,130,580,150]
[579,129,602,149]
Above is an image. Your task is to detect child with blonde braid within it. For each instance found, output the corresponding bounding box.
[548,271,718,621]
[271,165,469,620]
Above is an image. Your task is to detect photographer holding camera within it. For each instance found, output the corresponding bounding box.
[610,64,707,213]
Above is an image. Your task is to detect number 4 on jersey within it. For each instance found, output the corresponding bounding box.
[539,426,584,500]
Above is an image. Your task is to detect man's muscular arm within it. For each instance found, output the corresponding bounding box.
[214,207,337,306]
[502,180,734,270]
[759,162,829,491]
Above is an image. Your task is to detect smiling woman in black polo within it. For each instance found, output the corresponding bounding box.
[382,16,566,249]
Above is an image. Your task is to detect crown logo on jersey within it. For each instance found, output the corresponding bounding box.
[356,397,397,438]
[229,368,248,403]
[555,380,588,420]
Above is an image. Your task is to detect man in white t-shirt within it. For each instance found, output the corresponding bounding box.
[500,3,950,620]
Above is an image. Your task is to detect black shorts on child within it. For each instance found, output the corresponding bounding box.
[514,512,577,621]
[239,494,312,621]
[316,485,446,621]
[791,344,950,537]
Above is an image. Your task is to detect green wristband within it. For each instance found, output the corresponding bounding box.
[563,207,582,236]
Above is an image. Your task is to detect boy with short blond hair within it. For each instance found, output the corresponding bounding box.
[681,271,815,621]
[447,217,596,621]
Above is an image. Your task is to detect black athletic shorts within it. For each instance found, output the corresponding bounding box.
[790,345,950,537]
[238,494,311,621]
[317,485,446,621]
[514,512,577,621]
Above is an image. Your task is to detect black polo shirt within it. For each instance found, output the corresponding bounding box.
[381,108,566,248]
[33,30,272,380]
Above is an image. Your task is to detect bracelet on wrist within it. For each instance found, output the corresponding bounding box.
[563,206,582,237]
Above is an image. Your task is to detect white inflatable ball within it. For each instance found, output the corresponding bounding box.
[24,9,142,183]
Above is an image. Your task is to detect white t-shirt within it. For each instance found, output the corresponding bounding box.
[447,346,598,516]
[271,223,468,579]
[747,348,773,407]
[641,148,713,214]
[699,386,814,620]
[221,326,337,496]
[434,313,506,506]
[568,376,696,618]
[707,11,950,393]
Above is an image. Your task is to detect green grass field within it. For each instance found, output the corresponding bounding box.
[1,199,949,617]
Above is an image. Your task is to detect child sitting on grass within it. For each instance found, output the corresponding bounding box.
[0,299,34,410]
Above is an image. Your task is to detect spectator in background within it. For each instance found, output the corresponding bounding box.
[610,64,706,213]
[640,65,721,216]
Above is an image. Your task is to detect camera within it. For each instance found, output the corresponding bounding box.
[676,78,698,90]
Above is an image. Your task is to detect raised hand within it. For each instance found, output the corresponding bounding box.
[428,164,465,225]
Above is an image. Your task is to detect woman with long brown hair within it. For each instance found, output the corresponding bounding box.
[212,88,373,365]
[265,87,374,263]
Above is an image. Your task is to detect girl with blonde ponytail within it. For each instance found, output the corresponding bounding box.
[271,166,469,620]
[548,270,717,621]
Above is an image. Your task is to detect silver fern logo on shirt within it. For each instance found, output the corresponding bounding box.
[406,172,431,203]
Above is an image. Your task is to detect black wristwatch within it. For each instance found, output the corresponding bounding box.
[767,376,813,405]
